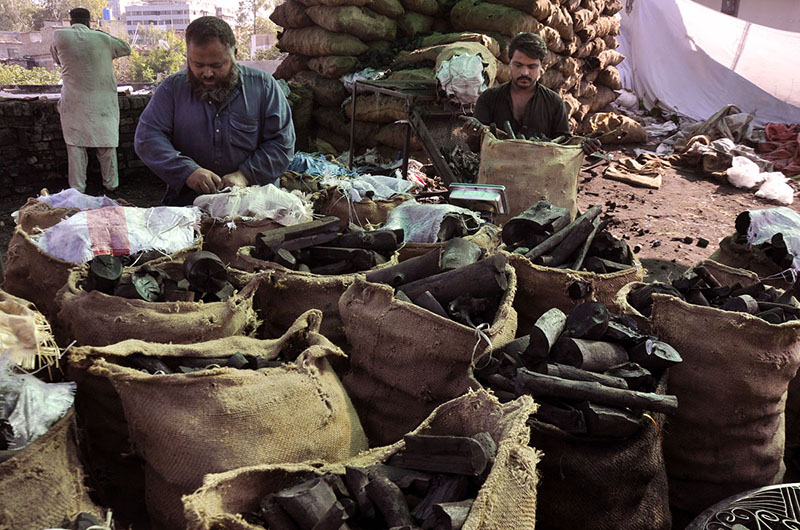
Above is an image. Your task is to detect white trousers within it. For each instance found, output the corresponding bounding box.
[66,144,119,193]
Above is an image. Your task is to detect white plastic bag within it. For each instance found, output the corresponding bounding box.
[436,53,486,107]
[743,207,800,270]
[320,174,415,203]
[35,206,202,263]
[0,357,75,450]
[756,172,794,205]
[384,201,483,243]
[12,188,121,226]
[192,184,313,226]
[727,156,765,189]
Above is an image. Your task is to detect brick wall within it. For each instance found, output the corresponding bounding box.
[0,93,155,197]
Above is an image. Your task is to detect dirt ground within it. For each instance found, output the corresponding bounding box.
[0,146,797,281]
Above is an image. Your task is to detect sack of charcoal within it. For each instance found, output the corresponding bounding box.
[3,205,202,323]
[475,300,677,529]
[313,186,414,231]
[80,310,367,529]
[502,202,644,331]
[625,259,800,522]
[709,207,799,297]
[55,249,258,346]
[183,390,540,530]
[228,216,402,348]
[340,249,518,446]
[195,184,314,265]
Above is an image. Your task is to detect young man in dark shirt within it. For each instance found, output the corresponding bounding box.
[464,32,600,154]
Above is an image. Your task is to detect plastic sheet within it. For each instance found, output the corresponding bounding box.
[12,189,121,225]
[383,201,482,243]
[192,184,313,226]
[745,208,800,269]
[435,53,486,106]
[0,357,75,450]
[321,174,415,203]
[726,156,765,189]
[288,152,357,178]
[35,206,202,263]
[755,173,794,206]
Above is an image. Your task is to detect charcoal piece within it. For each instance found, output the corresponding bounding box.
[411,474,471,524]
[225,352,249,369]
[388,434,494,476]
[345,467,377,520]
[366,476,414,528]
[421,499,474,530]
[88,254,122,293]
[502,201,571,247]
[577,402,642,438]
[604,363,655,392]
[183,251,228,293]
[532,401,587,434]
[564,301,609,339]
[440,238,482,271]
[527,308,567,360]
[628,339,682,372]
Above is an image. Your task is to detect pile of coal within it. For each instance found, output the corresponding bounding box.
[628,264,800,324]
[366,240,507,328]
[502,201,632,273]
[733,210,795,270]
[84,250,234,303]
[242,432,496,530]
[476,301,680,439]
[253,216,403,274]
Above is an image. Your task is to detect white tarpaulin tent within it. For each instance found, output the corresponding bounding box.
[618,0,800,125]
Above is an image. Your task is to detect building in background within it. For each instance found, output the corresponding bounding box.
[123,0,237,38]
[250,33,277,55]
[0,34,22,60]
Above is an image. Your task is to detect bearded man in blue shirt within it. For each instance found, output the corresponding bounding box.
[134,16,295,206]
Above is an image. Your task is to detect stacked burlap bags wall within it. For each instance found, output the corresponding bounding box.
[272,0,625,154]
[82,310,368,529]
[0,409,103,529]
[650,260,800,521]
[183,391,541,530]
[339,263,518,446]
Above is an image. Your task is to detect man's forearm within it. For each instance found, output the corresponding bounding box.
[238,132,295,185]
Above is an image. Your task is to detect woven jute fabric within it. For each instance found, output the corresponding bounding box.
[710,233,798,296]
[2,225,79,320]
[233,247,398,349]
[313,187,413,230]
[528,377,671,530]
[55,257,258,347]
[199,217,283,266]
[0,408,102,530]
[90,310,368,530]
[66,321,322,527]
[614,280,652,332]
[339,266,518,446]
[506,249,645,332]
[183,391,541,530]
[652,260,800,518]
[15,197,79,234]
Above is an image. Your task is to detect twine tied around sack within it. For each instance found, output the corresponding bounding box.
[470,322,493,370]
[759,267,799,286]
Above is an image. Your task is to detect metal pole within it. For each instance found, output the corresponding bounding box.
[348,82,358,169]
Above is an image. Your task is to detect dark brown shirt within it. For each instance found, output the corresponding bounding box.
[473,82,571,140]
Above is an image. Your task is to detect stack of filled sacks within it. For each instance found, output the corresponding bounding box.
[271,0,624,152]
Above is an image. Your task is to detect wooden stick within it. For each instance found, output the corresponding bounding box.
[546,363,628,389]
[526,205,603,261]
[526,308,567,360]
[365,247,442,287]
[572,218,610,271]
[551,337,628,371]
[399,254,508,305]
[515,368,678,415]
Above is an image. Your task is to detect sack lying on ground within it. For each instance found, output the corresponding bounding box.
[651,260,800,520]
[313,186,413,230]
[55,257,258,346]
[87,310,368,529]
[340,270,518,446]
[0,408,102,530]
[183,390,540,530]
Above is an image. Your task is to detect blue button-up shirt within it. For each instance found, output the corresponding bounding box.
[134,64,295,205]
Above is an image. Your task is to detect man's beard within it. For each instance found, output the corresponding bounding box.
[188,64,239,104]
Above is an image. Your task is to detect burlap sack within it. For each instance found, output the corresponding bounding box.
[597,65,622,90]
[589,112,648,145]
[295,0,371,7]
[387,67,435,81]
[709,233,796,294]
[306,5,397,41]
[344,92,408,123]
[434,41,498,88]
[375,122,424,151]
[496,61,510,83]
[314,125,351,152]
[451,0,541,38]
[506,250,645,332]
[419,31,501,56]
[613,280,652,332]
[401,0,439,16]
[89,310,368,530]
[183,391,540,530]
[307,55,359,79]
[232,248,397,349]
[200,217,283,265]
[291,69,349,106]
[289,81,314,152]
[396,226,500,262]
[269,0,312,28]
[278,27,368,57]
[340,267,518,446]
[650,260,800,519]
[528,378,670,530]
[397,11,434,37]
[15,197,79,234]
[477,132,583,223]
[314,105,382,147]
[593,15,621,38]
[273,53,309,80]
[484,0,550,20]
[2,226,83,320]
[0,409,102,530]
[55,259,259,346]
[370,0,404,17]
[591,85,618,112]
[313,186,413,230]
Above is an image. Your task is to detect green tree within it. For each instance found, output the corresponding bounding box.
[235,0,278,60]
[0,0,46,31]
[128,27,186,83]
[38,0,109,24]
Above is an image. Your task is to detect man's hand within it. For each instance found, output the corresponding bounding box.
[221,170,249,189]
[582,138,602,155]
[186,168,222,195]
[460,116,487,138]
